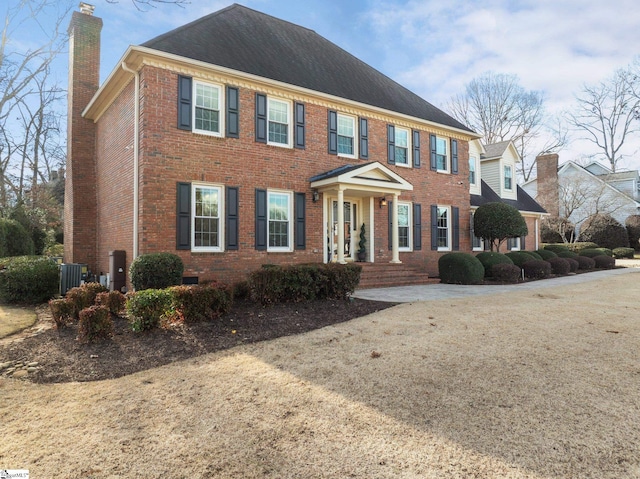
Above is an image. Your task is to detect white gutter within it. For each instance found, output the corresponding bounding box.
[121,61,140,259]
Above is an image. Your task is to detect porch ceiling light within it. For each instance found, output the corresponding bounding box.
[379,197,387,208]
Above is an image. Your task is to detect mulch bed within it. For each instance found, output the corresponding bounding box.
[0,298,396,384]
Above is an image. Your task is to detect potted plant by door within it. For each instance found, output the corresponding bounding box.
[357,223,367,262]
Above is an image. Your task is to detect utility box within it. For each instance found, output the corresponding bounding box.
[109,250,127,292]
[60,263,88,296]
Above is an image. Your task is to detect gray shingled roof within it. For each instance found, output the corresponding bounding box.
[471,180,547,214]
[142,4,474,133]
[482,141,511,159]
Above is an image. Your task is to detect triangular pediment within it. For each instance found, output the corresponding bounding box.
[310,162,413,193]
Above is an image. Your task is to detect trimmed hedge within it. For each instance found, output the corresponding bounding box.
[491,263,521,283]
[505,251,538,268]
[167,283,233,323]
[438,253,485,285]
[594,255,616,269]
[527,251,543,260]
[126,289,174,332]
[543,244,570,253]
[129,253,184,291]
[475,252,514,278]
[575,256,596,270]
[522,260,551,280]
[557,250,579,259]
[565,258,579,273]
[579,248,611,258]
[546,257,571,276]
[249,263,361,304]
[0,256,59,304]
[66,282,109,319]
[534,249,557,260]
[49,298,75,329]
[612,247,635,259]
[96,291,127,315]
[77,305,113,343]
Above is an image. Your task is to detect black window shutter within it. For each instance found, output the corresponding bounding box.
[255,93,267,143]
[453,206,460,251]
[226,86,239,138]
[430,134,437,171]
[177,75,192,131]
[328,110,338,155]
[226,187,239,250]
[295,192,306,249]
[430,205,438,250]
[451,139,459,174]
[294,102,305,149]
[413,130,421,168]
[521,234,526,250]
[413,203,422,250]
[176,182,191,250]
[387,125,395,165]
[255,189,267,250]
[359,117,369,160]
[388,200,393,251]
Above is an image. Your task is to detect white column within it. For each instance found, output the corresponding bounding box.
[337,188,346,264]
[390,192,401,263]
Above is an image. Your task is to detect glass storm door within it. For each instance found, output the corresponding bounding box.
[331,200,357,261]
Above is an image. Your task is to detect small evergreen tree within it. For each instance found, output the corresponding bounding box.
[473,202,528,252]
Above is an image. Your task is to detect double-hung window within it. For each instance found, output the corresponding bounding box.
[268,191,293,251]
[268,98,291,147]
[469,156,477,185]
[470,213,483,251]
[507,237,521,251]
[337,114,356,157]
[437,206,451,251]
[504,165,513,190]
[192,184,223,252]
[395,127,410,166]
[398,202,412,251]
[193,81,223,136]
[436,137,448,172]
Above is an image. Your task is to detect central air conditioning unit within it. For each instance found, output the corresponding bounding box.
[59,263,88,296]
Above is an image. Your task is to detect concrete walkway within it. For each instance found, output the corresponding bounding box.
[353,265,640,303]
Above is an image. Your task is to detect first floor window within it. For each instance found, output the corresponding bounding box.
[398,202,412,250]
[469,156,477,185]
[507,237,520,251]
[395,127,410,165]
[436,137,448,172]
[337,114,356,157]
[193,184,223,251]
[268,98,290,146]
[504,165,513,190]
[268,191,292,251]
[194,81,222,135]
[437,206,450,250]
[470,213,483,250]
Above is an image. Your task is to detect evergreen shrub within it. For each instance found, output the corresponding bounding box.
[0,256,59,304]
[593,255,616,269]
[575,256,596,270]
[612,247,635,259]
[505,251,538,267]
[438,253,485,285]
[77,305,113,343]
[129,253,184,291]
[475,252,514,277]
[491,263,521,283]
[546,257,571,275]
[522,260,551,280]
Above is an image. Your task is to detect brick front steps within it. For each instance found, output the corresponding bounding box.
[356,262,440,289]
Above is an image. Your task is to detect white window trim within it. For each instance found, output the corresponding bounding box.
[267,97,293,148]
[192,80,224,137]
[469,155,477,186]
[394,126,412,168]
[436,136,449,173]
[337,112,357,159]
[437,205,452,252]
[267,189,294,252]
[507,236,521,251]
[191,182,224,253]
[398,201,412,252]
[470,213,484,251]
[504,164,513,191]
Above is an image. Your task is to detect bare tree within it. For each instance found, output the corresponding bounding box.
[446,71,563,182]
[566,68,640,173]
[105,0,189,10]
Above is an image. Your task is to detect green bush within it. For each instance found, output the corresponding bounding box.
[565,258,579,273]
[249,263,361,304]
[126,289,174,332]
[527,251,543,260]
[594,255,616,269]
[535,249,557,260]
[567,242,599,253]
[557,250,579,259]
[546,257,571,276]
[522,260,551,280]
[49,298,75,329]
[129,253,184,291]
[580,214,629,249]
[505,251,538,268]
[77,305,113,343]
[543,244,570,253]
[491,263,521,283]
[575,256,596,270]
[475,252,514,277]
[579,248,611,258]
[0,256,59,304]
[96,291,127,315]
[541,218,574,244]
[473,202,528,251]
[0,219,35,257]
[438,253,485,285]
[612,247,635,259]
[167,283,232,323]
[625,215,640,251]
[232,280,251,301]
[66,282,108,319]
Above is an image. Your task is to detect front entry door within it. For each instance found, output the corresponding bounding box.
[331,200,357,261]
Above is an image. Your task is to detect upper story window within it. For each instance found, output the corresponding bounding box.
[192,183,224,252]
[193,80,224,136]
[268,190,293,252]
[469,156,477,185]
[337,114,356,157]
[436,137,448,172]
[395,127,410,166]
[268,98,291,147]
[504,164,513,190]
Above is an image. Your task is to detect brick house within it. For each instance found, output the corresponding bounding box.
[66,3,492,287]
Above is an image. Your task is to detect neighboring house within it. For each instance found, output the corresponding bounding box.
[65,3,482,286]
[522,154,640,236]
[469,140,547,251]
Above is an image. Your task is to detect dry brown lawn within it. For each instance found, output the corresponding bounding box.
[0,304,36,339]
[1,272,640,478]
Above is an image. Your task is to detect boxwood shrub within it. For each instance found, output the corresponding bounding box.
[557,250,579,259]
[126,289,174,332]
[543,244,570,254]
[438,253,484,285]
[612,247,635,259]
[77,305,113,343]
[546,257,571,276]
[475,252,514,277]
[565,258,579,273]
[535,249,557,260]
[0,256,59,304]
[167,283,233,323]
[594,255,616,269]
[522,260,551,280]
[129,253,184,291]
[491,263,521,283]
[575,256,596,270]
[505,251,538,268]
[579,248,610,258]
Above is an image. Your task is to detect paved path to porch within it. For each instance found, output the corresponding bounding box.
[353,264,640,303]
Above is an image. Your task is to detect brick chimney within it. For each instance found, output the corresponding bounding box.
[535,153,559,217]
[64,3,102,272]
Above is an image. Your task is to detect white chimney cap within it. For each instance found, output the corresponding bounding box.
[79,2,95,15]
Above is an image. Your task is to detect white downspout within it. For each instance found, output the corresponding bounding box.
[121,61,140,259]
